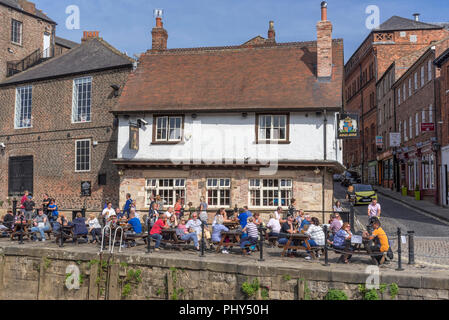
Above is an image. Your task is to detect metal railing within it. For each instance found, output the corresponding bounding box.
[6,46,53,77]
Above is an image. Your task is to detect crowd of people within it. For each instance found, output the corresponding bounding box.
[0,191,390,264]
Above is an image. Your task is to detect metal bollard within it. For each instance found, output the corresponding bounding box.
[258,226,265,262]
[147,218,151,253]
[200,223,205,257]
[349,206,355,233]
[408,231,415,265]
[396,227,404,271]
[323,225,329,266]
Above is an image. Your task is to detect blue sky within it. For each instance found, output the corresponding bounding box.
[36,0,449,61]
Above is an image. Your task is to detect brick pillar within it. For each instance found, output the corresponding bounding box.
[152,17,168,51]
[316,2,333,79]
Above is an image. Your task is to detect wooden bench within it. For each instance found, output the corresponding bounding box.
[160,229,188,250]
[215,230,242,253]
[329,239,386,265]
[278,233,319,258]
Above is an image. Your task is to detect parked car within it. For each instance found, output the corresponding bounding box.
[348,184,378,205]
[341,171,361,187]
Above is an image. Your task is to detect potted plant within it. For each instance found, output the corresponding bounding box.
[414,185,420,201]
[401,185,407,197]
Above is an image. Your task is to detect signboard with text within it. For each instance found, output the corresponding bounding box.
[337,113,359,139]
[389,132,401,147]
[376,136,383,148]
[81,181,91,197]
[129,124,139,151]
[421,123,435,132]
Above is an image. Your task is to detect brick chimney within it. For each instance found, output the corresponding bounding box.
[316,1,333,79]
[152,17,168,51]
[81,31,100,43]
[18,0,36,15]
[267,21,276,42]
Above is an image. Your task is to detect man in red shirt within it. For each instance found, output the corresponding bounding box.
[149,214,168,251]
[20,190,29,214]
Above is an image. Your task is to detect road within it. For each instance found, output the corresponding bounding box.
[333,182,449,269]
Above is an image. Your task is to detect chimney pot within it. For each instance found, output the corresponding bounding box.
[321,1,328,21]
[268,21,275,40]
[81,31,100,43]
[413,13,420,21]
[156,17,162,28]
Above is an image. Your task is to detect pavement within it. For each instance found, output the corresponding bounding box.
[334,182,449,269]
[374,185,449,224]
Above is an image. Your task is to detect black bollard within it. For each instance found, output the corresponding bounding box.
[59,217,64,248]
[258,226,265,262]
[349,206,355,233]
[147,217,151,253]
[200,223,205,257]
[396,227,404,271]
[323,225,329,266]
[19,215,24,244]
[408,231,415,265]
[12,199,17,217]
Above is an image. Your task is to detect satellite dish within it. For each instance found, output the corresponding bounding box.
[154,9,163,18]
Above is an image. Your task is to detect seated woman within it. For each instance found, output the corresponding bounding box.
[211,215,230,253]
[0,210,15,234]
[330,222,353,263]
[87,213,102,244]
[176,218,199,250]
[73,212,89,242]
[167,215,178,229]
[252,212,263,227]
[212,209,224,226]
[328,213,343,241]
[240,217,259,255]
[303,217,325,260]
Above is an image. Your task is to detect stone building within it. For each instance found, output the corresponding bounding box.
[113,2,344,221]
[435,47,449,206]
[344,14,449,183]
[0,33,134,213]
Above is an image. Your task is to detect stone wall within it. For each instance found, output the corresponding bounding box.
[0,245,447,300]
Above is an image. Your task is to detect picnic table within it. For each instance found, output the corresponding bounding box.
[160,228,187,249]
[215,229,242,253]
[278,233,320,258]
[223,221,240,230]
[10,220,32,241]
[332,235,384,265]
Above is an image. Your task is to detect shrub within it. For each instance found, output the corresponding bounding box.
[241,279,260,298]
[325,289,348,300]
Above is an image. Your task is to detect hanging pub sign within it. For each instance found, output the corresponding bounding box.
[129,124,139,151]
[389,132,401,147]
[81,181,91,197]
[376,136,383,148]
[337,113,359,139]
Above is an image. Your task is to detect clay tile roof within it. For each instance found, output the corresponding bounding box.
[115,39,344,113]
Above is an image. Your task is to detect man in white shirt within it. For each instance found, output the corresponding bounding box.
[165,207,174,219]
[368,199,381,218]
[274,207,286,223]
[102,202,116,220]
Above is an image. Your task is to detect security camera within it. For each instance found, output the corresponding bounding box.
[137,119,148,127]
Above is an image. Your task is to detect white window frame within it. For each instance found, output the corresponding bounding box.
[422,110,426,135]
[403,83,406,102]
[421,66,425,87]
[428,60,432,82]
[409,116,412,140]
[75,139,91,172]
[429,105,433,123]
[414,73,418,90]
[154,116,183,142]
[72,77,92,123]
[409,78,412,97]
[415,113,419,137]
[206,178,231,207]
[248,178,292,208]
[14,85,33,129]
[258,114,288,142]
[11,19,22,45]
[145,178,186,207]
[398,88,401,105]
[404,120,407,142]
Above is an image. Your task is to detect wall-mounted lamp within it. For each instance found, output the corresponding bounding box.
[93,141,99,146]
[242,112,248,118]
[118,169,125,176]
[314,167,321,175]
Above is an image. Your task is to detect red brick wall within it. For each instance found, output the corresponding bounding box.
[440,59,449,148]
[0,2,55,81]
[0,68,132,211]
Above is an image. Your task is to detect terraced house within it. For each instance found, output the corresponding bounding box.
[113,2,344,221]
[0,32,134,214]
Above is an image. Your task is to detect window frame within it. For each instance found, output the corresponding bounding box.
[75,139,91,172]
[152,115,185,144]
[255,113,290,144]
[11,19,22,45]
[206,178,231,207]
[145,178,186,207]
[14,85,33,129]
[248,178,292,208]
[72,76,93,124]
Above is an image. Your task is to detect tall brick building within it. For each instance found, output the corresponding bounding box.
[112,3,344,221]
[344,15,449,183]
[0,33,134,213]
[435,47,449,206]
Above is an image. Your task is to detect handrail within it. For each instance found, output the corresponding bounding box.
[6,46,54,77]
[100,225,112,253]
[111,227,124,253]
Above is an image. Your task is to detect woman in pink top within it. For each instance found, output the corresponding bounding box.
[20,190,29,213]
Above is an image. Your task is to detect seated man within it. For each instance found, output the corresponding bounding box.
[123,210,142,247]
[278,215,299,256]
[31,209,51,242]
[211,215,230,253]
[266,213,281,238]
[240,217,259,255]
[365,219,389,265]
[47,199,59,224]
[0,210,15,234]
[299,215,312,231]
[176,218,199,250]
[186,212,203,240]
[72,212,89,242]
[149,214,168,251]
